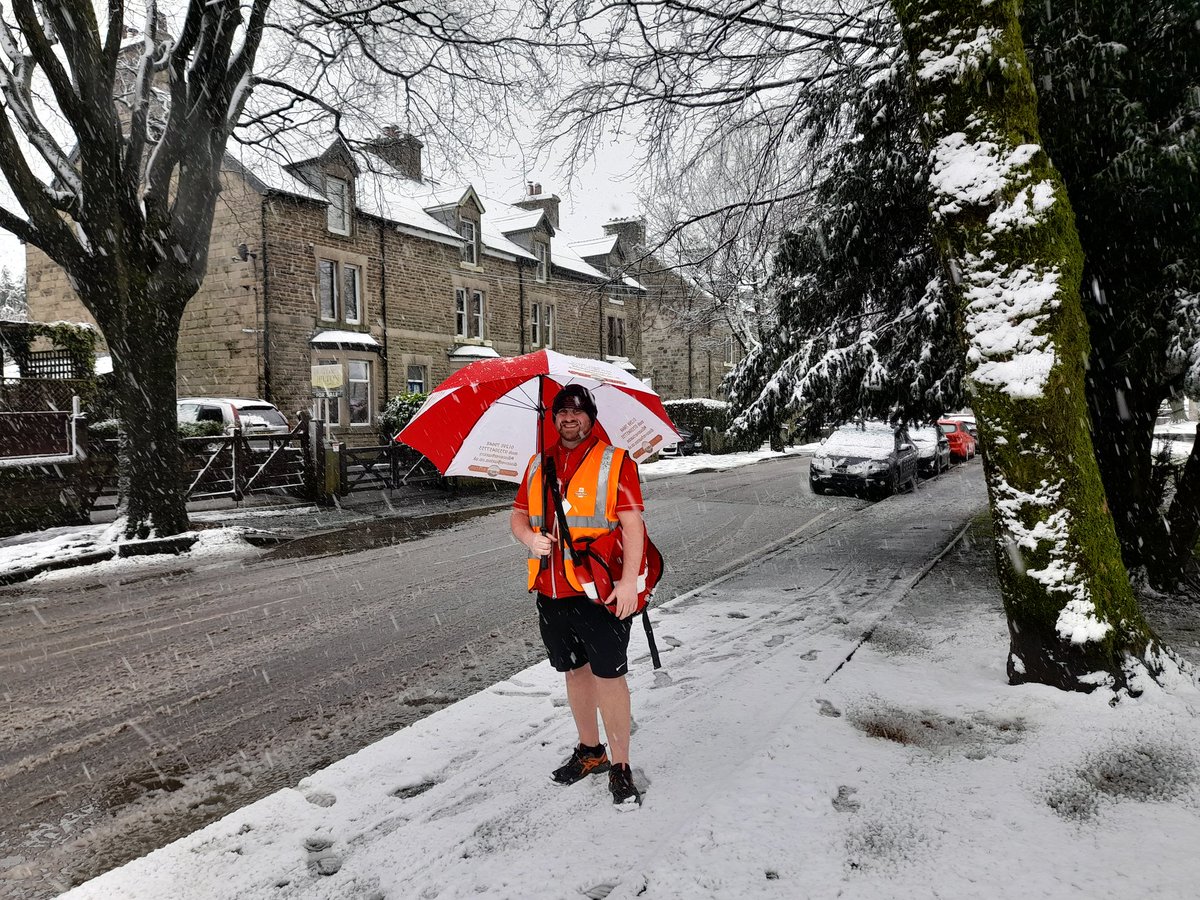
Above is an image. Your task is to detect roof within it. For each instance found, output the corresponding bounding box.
[489,208,546,235]
[310,330,382,349]
[569,234,618,259]
[229,131,626,274]
[449,344,501,359]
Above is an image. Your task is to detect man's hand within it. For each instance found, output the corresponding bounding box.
[607,578,640,620]
[511,509,552,557]
[526,531,553,558]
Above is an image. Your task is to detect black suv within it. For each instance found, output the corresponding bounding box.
[809,422,920,498]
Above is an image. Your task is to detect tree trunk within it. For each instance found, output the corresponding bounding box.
[891,0,1164,692]
[91,282,191,540]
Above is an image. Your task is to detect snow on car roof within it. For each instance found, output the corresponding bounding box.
[819,422,897,455]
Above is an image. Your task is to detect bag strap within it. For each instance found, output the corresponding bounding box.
[642,609,661,669]
[546,454,662,671]
[543,456,582,566]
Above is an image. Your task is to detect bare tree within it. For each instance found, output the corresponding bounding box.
[0,0,535,538]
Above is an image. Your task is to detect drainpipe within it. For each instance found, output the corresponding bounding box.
[687,333,694,398]
[379,221,390,400]
[518,259,526,354]
[260,199,272,402]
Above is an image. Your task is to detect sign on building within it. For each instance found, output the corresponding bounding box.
[311,364,344,398]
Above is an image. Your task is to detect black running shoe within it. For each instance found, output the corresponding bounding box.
[551,743,610,785]
[609,763,642,806]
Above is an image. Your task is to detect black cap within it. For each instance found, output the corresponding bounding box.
[552,383,598,420]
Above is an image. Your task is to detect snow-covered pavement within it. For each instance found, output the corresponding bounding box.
[55,463,1200,900]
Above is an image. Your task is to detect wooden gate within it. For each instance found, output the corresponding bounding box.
[339,442,440,494]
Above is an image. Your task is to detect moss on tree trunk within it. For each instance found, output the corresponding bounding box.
[891,0,1162,692]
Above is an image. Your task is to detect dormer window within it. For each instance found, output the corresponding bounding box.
[534,241,549,283]
[326,175,351,235]
[460,218,478,266]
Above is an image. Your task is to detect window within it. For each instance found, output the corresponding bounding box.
[455,287,486,339]
[343,265,361,323]
[348,360,372,425]
[326,175,350,235]
[534,242,549,283]
[319,260,337,320]
[315,356,340,426]
[724,334,735,365]
[317,258,365,324]
[460,219,477,265]
[531,303,554,348]
[607,315,626,357]
[406,365,427,393]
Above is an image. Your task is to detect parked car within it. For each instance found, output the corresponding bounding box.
[177,398,292,444]
[910,426,951,477]
[938,418,977,461]
[943,411,979,442]
[660,425,703,457]
[809,421,920,498]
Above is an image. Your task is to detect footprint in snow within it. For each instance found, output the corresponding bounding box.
[816,698,842,718]
[832,785,861,813]
[302,789,336,808]
[583,881,617,898]
[800,649,819,661]
[392,780,437,800]
[764,634,785,648]
[303,836,342,876]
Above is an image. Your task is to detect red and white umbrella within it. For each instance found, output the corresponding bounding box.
[396,349,681,483]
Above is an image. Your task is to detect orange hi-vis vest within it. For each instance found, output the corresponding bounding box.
[526,442,625,593]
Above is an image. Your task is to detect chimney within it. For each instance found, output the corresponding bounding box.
[367,127,423,182]
[603,216,646,250]
[514,183,560,229]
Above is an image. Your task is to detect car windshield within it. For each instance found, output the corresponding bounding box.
[820,424,896,455]
[909,427,941,446]
[938,423,957,435]
[238,407,288,428]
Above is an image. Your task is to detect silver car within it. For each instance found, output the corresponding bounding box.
[177,397,291,443]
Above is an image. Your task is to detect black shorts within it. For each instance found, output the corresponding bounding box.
[536,593,633,679]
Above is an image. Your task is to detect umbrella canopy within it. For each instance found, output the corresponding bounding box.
[396,349,681,483]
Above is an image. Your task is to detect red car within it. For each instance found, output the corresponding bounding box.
[937,418,977,461]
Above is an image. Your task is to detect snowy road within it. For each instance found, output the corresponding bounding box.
[0,455,978,898]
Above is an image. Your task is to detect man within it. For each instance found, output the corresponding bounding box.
[510,383,646,806]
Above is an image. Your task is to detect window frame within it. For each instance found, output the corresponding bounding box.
[318,259,338,321]
[347,359,372,426]
[471,289,485,339]
[406,364,427,393]
[325,175,351,236]
[342,264,361,324]
[607,314,626,357]
[459,219,478,266]
[534,242,549,283]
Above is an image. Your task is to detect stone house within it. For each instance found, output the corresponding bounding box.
[597,219,739,401]
[25,131,656,446]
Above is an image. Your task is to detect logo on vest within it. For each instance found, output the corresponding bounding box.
[575,486,588,499]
